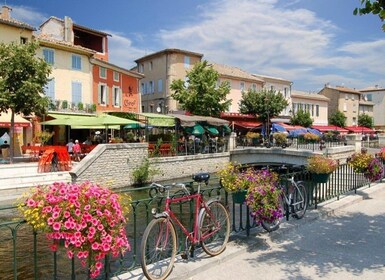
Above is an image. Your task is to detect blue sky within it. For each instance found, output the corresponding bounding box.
[5,0,385,92]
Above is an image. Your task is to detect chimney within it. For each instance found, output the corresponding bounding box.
[64,16,74,43]
[1,5,12,20]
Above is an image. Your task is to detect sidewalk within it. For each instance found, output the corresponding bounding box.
[114,181,385,280]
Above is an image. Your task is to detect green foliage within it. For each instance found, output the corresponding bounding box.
[77,102,84,111]
[131,158,158,186]
[358,113,374,128]
[329,111,347,127]
[290,109,313,127]
[90,104,97,112]
[170,60,231,117]
[239,88,288,123]
[33,130,54,145]
[273,132,287,145]
[62,100,68,109]
[0,42,51,162]
[354,0,385,31]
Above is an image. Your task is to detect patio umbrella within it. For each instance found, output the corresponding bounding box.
[204,125,219,135]
[184,124,204,136]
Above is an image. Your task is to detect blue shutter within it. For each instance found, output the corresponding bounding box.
[158,79,163,93]
[44,79,55,100]
[71,81,82,104]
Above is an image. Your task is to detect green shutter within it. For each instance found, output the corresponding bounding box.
[106,87,109,106]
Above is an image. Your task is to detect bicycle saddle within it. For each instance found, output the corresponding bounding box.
[192,172,210,183]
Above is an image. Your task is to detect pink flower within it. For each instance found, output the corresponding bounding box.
[67,250,74,259]
[49,243,58,252]
[91,242,100,250]
[26,198,36,207]
[53,222,61,231]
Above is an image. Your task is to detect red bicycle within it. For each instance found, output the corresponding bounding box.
[140,173,230,280]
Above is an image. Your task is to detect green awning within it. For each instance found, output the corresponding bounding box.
[137,113,175,127]
[124,122,146,129]
[73,114,140,128]
[41,113,94,126]
[185,124,204,135]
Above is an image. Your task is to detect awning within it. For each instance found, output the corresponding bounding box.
[205,126,219,135]
[0,111,31,127]
[345,126,375,133]
[276,123,305,131]
[311,125,349,133]
[41,114,94,126]
[124,122,146,129]
[232,121,262,129]
[137,113,175,127]
[170,114,229,127]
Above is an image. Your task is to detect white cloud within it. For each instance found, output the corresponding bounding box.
[154,0,384,90]
[11,6,47,26]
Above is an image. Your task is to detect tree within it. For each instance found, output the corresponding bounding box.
[290,109,313,127]
[354,0,385,31]
[329,111,347,127]
[0,42,51,163]
[239,88,288,123]
[170,60,231,117]
[358,113,374,128]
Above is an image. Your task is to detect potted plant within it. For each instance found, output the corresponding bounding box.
[245,169,283,224]
[218,162,252,203]
[303,132,320,143]
[33,130,54,146]
[348,152,373,174]
[18,181,131,279]
[307,154,338,183]
[377,147,385,163]
[246,132,260,146]
[365,158,384,182]
[273,132,287,147]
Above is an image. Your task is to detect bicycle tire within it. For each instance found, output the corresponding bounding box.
[261,196,284,232]
[291,183,307,219]
[199,201,230,256]
[140,217,177,280]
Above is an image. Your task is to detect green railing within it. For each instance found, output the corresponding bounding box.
[0,164,377,279]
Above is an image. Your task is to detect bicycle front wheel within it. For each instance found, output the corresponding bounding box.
[140,218,177,280]
[261,196,284,232]
[291,183,308,219]
[200,201,230,256]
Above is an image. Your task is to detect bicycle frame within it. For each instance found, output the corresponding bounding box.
[155,188,220,245]
[281,177,305,211]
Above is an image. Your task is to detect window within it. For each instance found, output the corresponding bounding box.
[351,94,355,100]
[184,56,190,68]
[139,64,144,73]
[311,104,314,116]
[142,105,145,112]
[367,94,373,101]
[98,84,108,105]
[352,117,357,126]
[343,103,347,112]
[240,82,245,91]
[141,82,146,95]
[43,49,54,65]
[113,71,120,82]
[150,105,154,113]
[71,55,81,70]
[71,81,82,104]
[270,85,274,91]
[158,79,163,93]
[149,81,154,94]
[284,87,287,98]
[100,67,107,79]
[345,94,348,100]
[315,105,319,117]
[44,79,55,100]
[20,37,28,44]
[149,61,153,71]
[113,87,120,106]
[252,83,256,91]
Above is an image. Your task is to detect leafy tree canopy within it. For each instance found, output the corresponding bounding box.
[358,113,374,128]
[0,42,51,162]
[238,88,288,122]
[170,60,231,117]
[329,111,347,128]
[290,109,313,127]
[354,0,385,31]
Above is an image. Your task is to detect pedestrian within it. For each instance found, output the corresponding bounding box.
[73,140,81,162]
[66,139,74,156]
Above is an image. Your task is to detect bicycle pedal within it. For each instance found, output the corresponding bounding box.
[180,252,188,260]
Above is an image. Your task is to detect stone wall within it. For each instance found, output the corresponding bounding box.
[70,143,230,188]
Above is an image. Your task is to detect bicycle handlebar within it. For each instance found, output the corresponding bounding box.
[149,182,188,198]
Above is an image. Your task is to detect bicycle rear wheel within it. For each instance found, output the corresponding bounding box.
[261,196,284,232]
[140,217,177,280]
[199,201,230,256]
[291,183,307,219]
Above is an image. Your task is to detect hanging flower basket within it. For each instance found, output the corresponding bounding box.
[311,173,330,184]
[232,190,247,204]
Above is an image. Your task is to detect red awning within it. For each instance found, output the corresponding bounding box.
[345,126,375,133]
[232,121,262,129]
[276,123,305,131]
[311,125,349,133]
[0,111,31,128]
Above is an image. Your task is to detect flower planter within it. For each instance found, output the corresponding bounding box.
[232,190,247,204]
[312,173,330,184]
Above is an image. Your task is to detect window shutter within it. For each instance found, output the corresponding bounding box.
[98,85,101,104]
[106,87,109,106]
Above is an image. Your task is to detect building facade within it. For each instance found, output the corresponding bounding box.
[135,49,203,113]
[318,85,374,127]
[291,90,329,126]
[211,63,264,113]
[360,85,385,130]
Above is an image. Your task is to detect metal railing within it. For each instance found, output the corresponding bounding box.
[0,164,378,279]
